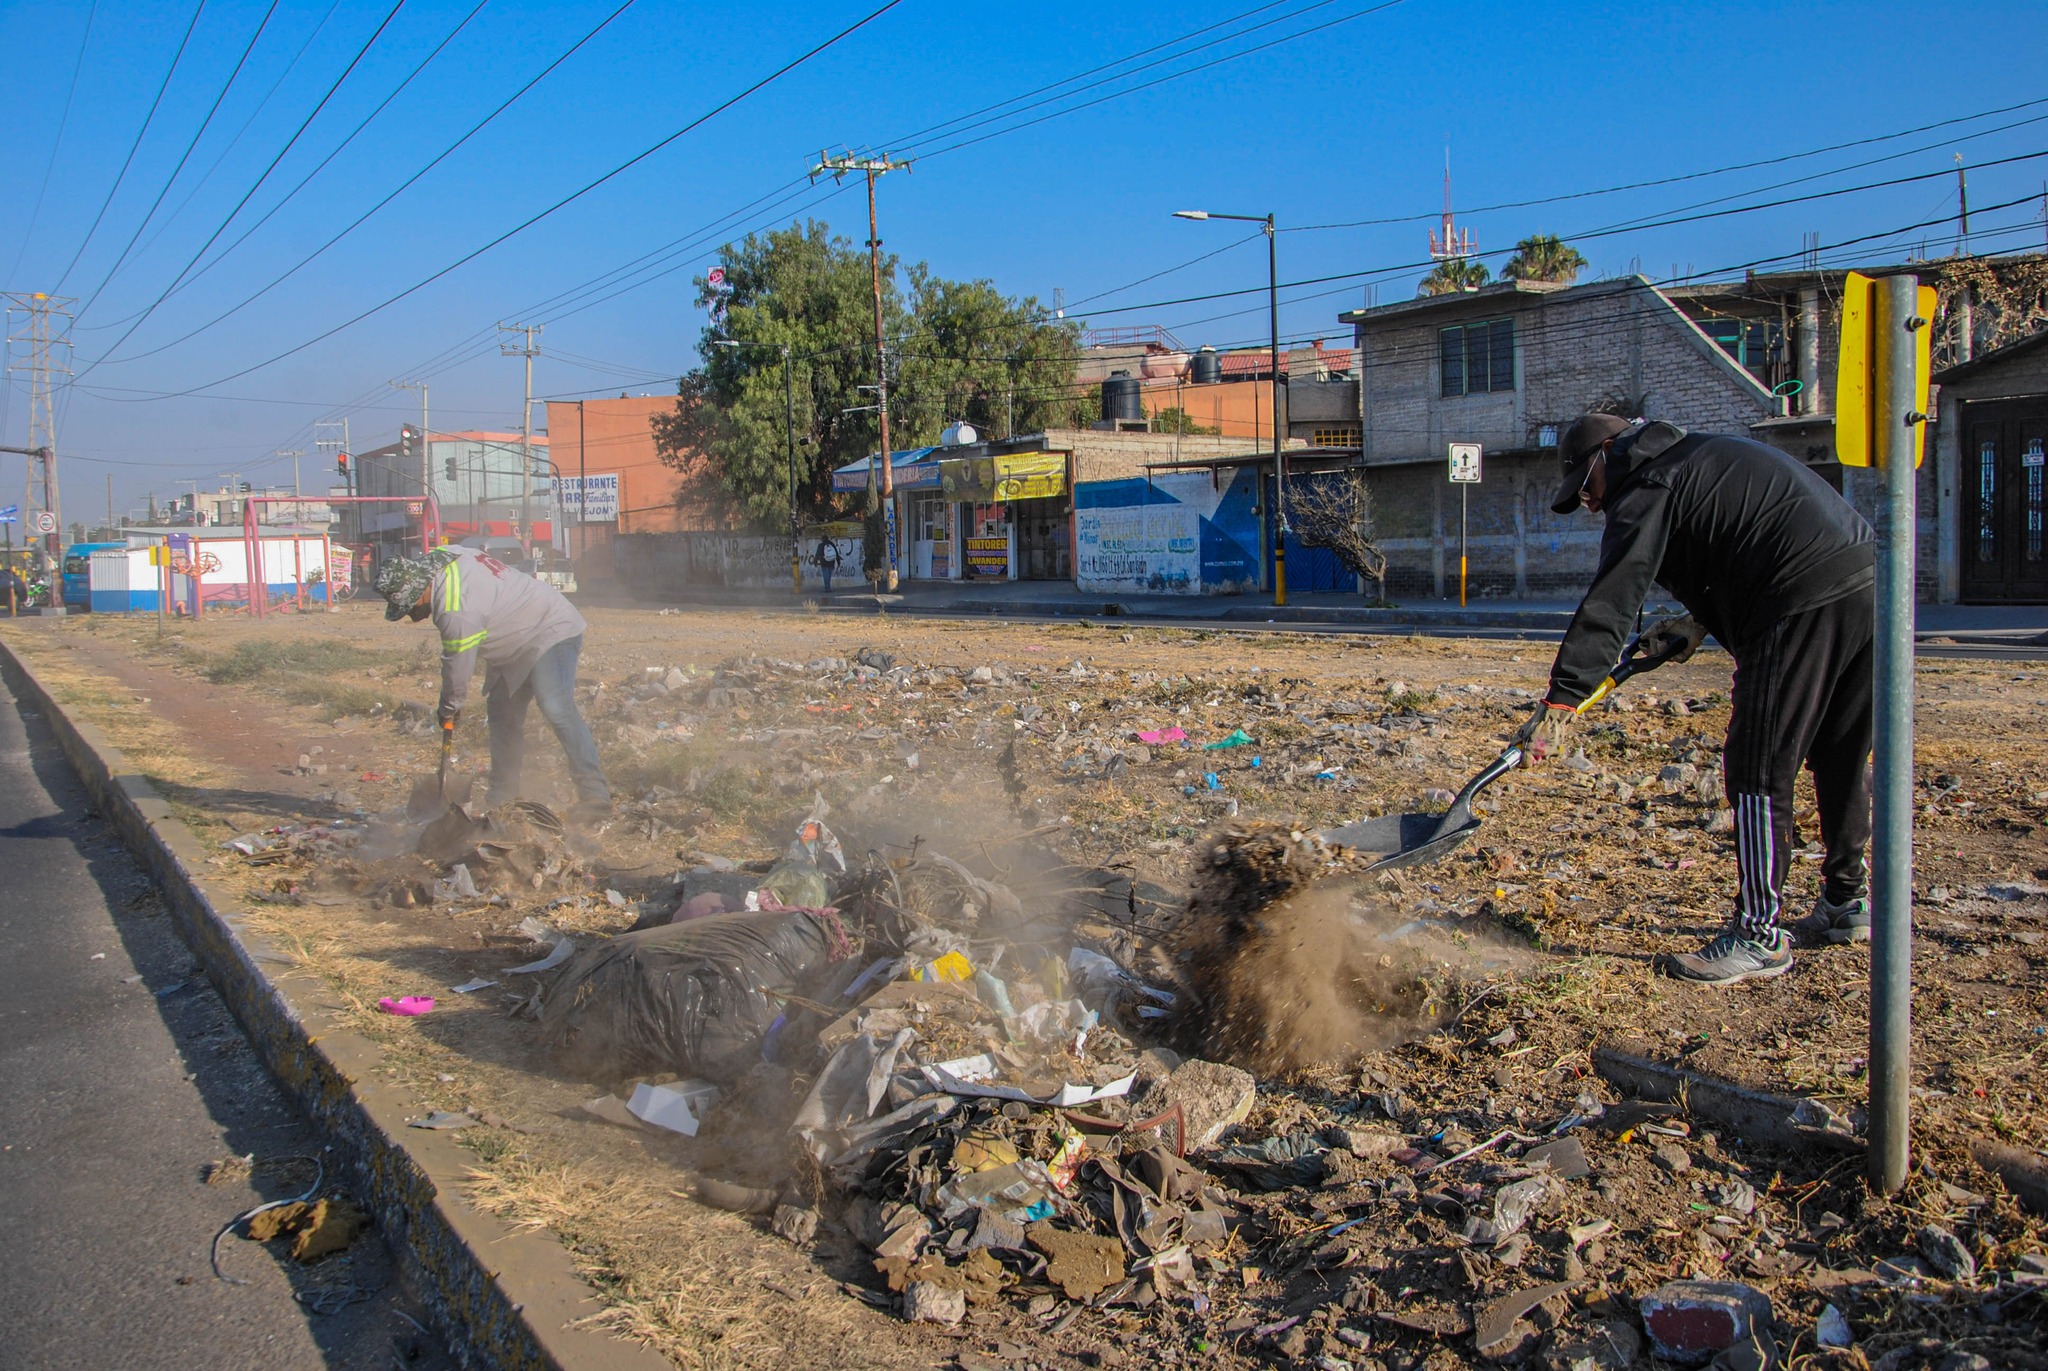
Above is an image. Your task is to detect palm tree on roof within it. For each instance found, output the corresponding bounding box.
[1502,234,1588,285]
[1418,257,1490,297]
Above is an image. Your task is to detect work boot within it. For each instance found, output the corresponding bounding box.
[1807,891,1871,944]
[567,797,613,830]
[1665,928,1793,985]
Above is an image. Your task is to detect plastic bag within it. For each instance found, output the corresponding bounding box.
[537,910,842,1083]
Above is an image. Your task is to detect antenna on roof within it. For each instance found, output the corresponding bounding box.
[1428,146,1474,261]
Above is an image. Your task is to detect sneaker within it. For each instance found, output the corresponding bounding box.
[1665,929,1794,985]
[1810,892,1871,944]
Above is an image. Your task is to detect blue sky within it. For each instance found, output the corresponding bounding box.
[3,0,2045,514]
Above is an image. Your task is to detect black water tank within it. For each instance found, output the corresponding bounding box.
[1101,370,1144,424]
[1189,345,1222,385]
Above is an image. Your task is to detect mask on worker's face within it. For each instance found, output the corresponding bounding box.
[406,599,431,623]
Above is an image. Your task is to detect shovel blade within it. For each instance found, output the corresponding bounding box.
[405,774,450,823]
[1320,808,1484,871]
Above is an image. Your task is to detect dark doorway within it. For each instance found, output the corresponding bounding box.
[1960,399,2048,603]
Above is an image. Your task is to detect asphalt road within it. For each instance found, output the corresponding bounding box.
[0,670,453,1370]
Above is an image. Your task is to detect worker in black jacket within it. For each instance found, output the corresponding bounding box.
[1522,414,1876,985]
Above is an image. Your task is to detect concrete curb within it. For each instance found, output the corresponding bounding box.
[0,635,668,1371]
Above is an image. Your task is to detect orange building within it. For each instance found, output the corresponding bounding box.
[543,395,724,578]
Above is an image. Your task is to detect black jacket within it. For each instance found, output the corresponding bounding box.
[1547,423,1874,706]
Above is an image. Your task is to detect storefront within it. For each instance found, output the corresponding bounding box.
[833,445,1072,582]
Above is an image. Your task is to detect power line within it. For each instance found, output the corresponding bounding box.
[130,0,494,320]
[5,0,99,286]
[70,0,410,381]
[75,1,282,321]
[116,0,908,399]
[51,0,209,293]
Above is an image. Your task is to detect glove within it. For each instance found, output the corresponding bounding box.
[1640,613,1707,664]
[1516,701,1576,768]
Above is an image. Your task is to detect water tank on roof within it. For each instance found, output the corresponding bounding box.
[1101,371,1144,425]
[940,421,979,447]
[1189,345,1222,385]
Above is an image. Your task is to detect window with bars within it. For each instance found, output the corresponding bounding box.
[1440,319,1516,397]
[1310,427,1359,448]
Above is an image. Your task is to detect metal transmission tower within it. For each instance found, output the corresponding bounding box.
[498,322,541,545]
[4,292,75,562]
[811,150,909,590]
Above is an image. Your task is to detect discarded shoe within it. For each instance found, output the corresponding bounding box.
[1665,929,1793,985]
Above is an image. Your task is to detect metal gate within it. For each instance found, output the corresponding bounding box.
[1267,471,1360,595]
[1960,399,2048,603]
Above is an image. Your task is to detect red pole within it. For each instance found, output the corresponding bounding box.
[244,498,262,619]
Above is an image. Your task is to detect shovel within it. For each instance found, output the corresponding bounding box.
[405,718,457,823]
[1321,635,1686,871]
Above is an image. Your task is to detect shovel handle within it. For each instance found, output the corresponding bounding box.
[439,717,454,757]
[1574,634,1688,713]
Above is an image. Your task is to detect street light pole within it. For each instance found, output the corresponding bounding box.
[1175,209,1285,605]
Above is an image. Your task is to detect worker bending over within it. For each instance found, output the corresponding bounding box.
[1524,414,1875,985]
[375,546,610,824]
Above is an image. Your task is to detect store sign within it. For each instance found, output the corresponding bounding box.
[965,536,1010,577]
[554,473,620,522]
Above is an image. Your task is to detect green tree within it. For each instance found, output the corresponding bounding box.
[1418,256,1491,296]
[653,220,907,529]
[1150,406,1219,435]
[1502,234,1587,284]
[655,221,1088,528]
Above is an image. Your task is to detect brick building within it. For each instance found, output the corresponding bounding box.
[1341,276,1778,599]
[543,395,725,583]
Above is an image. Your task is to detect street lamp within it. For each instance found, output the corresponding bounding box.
[1174,209,1285,605]
[711,338,802,595]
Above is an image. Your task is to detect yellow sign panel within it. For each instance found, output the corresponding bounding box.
[992,451,1067,501]
[148,544,173,567]
[1836,271,1934,469]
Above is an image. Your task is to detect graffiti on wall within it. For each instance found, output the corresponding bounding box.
[1074,469,1261,594]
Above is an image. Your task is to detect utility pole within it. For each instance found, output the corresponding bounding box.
[1955,154,1971,256]
[5,292,75,566]
[499,322,541,547]
[391,379,429,496]
[276,449,305,526]
[812,150,910,591]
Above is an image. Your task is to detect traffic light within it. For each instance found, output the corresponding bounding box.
[336,452,351,480]
[399,425,417,466]
[445,455,458,481]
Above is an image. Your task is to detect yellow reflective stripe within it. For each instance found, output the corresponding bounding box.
[440,563,462,612]
[442,630,487,653]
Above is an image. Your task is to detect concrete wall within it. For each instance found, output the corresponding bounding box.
[614,531,863,597]
[1040,428,1299,486]
[1361,456,1604,601]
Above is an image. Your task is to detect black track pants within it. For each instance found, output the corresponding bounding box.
[1721,584,1875,937]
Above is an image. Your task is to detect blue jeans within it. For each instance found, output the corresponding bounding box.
[485,635,609,806]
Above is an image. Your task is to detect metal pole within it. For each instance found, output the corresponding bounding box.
[1268,214,1286,607]
[578,401,587,567]
[1460,482,1469,608]
[784,346,801,596]
[1869,270,1922,1195]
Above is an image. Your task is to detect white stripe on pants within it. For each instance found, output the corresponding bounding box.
[1734,792,1779,937]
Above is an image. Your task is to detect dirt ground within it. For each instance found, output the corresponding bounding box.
[6,600,2047,1371]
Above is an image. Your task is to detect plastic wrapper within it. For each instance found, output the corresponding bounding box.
[537,910,844,1083]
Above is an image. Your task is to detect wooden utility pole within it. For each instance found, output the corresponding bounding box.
[812,151,910,591]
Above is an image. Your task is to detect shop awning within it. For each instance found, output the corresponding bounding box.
[831,446,942,493]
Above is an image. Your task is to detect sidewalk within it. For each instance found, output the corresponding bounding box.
[778,578,2048,643]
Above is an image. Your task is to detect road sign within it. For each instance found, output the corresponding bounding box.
[32,511,56,534]
[0,505,16,524]
[1837,271,1935,468]
[1448,443,1482,483]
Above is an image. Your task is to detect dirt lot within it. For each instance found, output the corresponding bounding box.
[6,600,2047,1371]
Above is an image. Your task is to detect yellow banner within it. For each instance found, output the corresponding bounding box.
[993,451,1066,500]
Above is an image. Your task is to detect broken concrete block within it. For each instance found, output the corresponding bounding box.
[902,1280,966,1325]
[1522,1136,1592,1179]
[771,1203,818,1247]
[1640,1279,1773,1366]
[1135,1057,1256,1147]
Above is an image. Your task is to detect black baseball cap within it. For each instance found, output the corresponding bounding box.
[1550,413,1632,514]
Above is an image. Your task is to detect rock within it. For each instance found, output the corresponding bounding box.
[1134,1057,1256,1147]
[1917,1224,1977,1282]
[1325,1127,1406,1159]
[771,1203,818,1246]
[964,1207,1028,1253]
[1708,807,1735,833]
[902,1280,966,1325]
[1027,1222,1124,1300]
[969,665,995,683]
[1815,1304,1852,1349]
[664,667,687,691]
[1640,1280,1773,1367]
[1659,762,1699,790]
[1545,1320,1641,1371]
[1522,1137,1592,1180]
[1937,1355,1993,1371]
[872,1209,932,1260]
[1664,699,1691,718]
[1565,750,1597,774]
[1654,1142,1693,1174]
[1273,1324,1309,1359]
